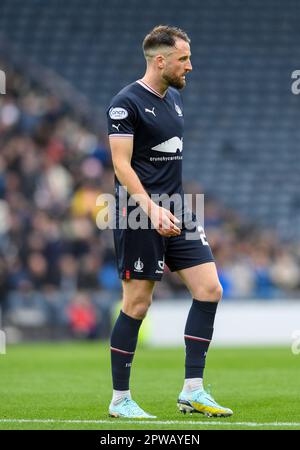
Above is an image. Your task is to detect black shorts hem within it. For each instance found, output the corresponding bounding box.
[119,272,163,281]
[168,257,215,273]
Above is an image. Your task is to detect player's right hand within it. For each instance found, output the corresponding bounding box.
[149,204,181,237]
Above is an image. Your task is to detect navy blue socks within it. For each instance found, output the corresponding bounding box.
[110,310,143,390]
[111,301,218,391]
[184,299,218,379]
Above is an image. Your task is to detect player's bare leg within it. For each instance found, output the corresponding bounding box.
[109,279,157,418]
[176,262,233,417]
[177,262,222,302]
[122,278,155,319]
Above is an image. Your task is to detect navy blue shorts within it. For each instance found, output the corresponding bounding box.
[113,211,214,281]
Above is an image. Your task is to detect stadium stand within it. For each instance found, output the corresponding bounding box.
[0,0,300,339]
[0,0,299,238]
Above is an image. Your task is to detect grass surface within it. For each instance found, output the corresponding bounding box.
[0,342,299,430]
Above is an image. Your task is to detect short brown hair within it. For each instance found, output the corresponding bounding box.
[143,25,190,58]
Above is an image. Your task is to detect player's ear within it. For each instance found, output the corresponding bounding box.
[156,54,165,70]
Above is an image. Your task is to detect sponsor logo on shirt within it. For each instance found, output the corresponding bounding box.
[145,107,156,116]
[155,258,165,274]
[109,107,128,120]
[151,136,183,153]
[112,123,121,131]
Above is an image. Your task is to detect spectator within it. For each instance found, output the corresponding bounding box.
[66,291,97,339]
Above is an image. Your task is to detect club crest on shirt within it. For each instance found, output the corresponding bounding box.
[134,258,144,272]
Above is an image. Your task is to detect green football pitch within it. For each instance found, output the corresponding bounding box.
[0,342,299,430]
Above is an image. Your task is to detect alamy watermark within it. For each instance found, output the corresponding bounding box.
[95,188,208,241]
[291,330,300,355]
[0,309,6,354]
[0,70,6,94]
[291,70,300,95]
[0,330,6,355]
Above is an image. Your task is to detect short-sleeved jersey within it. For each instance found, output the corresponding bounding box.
[106,80,185,199]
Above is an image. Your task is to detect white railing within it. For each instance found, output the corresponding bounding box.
[147,300,300,347]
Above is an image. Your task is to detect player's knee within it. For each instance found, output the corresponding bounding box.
[131,300,152,319]
[196,282,223,302]
[124,295,152,320]
[132,302,151,319]
[207,282,223,301]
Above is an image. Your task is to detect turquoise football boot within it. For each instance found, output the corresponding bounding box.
[109,397,156,419]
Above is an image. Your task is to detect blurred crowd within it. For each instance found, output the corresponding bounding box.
[196,191,300,299]
[0,62,300,335]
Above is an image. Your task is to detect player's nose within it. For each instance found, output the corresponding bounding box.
[185,60,192,72]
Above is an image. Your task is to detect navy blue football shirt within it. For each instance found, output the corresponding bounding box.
[107,80,185,199]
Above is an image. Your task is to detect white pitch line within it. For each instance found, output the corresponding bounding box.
[0,419,299,427]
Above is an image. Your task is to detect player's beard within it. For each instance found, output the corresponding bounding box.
[162,71,186,90]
